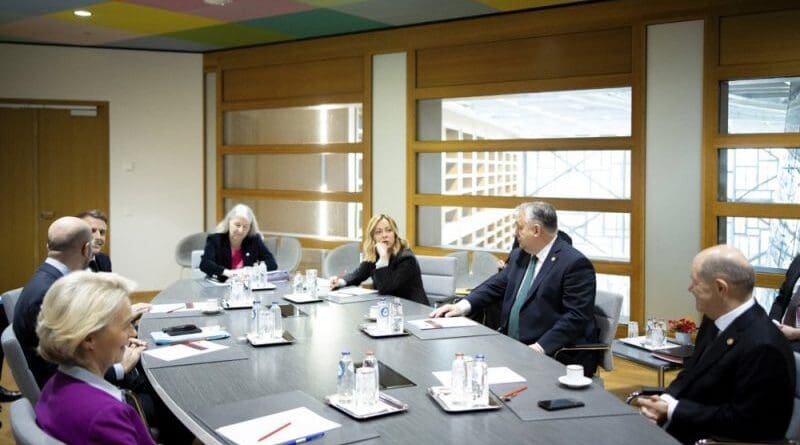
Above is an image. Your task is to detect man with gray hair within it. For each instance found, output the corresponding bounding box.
[432,202,600,375]
[638,245,795,444]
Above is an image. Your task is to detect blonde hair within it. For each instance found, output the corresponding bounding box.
[215,204,262,238]
[362,214,408,262]
[36,271,136,368]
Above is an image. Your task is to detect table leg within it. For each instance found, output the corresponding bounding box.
[658,367,665,387]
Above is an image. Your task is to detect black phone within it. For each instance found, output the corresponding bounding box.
[538,398,584,411]
[162,324,201,336]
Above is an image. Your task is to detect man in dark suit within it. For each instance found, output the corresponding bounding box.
[77,209,112,272]
[432,202,599,375]
[639,245,795,445]
[769,254,800,352]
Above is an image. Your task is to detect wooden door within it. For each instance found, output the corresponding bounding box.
[0,103,109,293]
[0,108,38,292]
[36,106,109,262]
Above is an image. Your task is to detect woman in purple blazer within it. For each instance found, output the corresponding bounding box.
[34,271,155,445]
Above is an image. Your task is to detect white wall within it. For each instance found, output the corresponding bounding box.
[0,43,204,291]
[371,53,407,234]
[645,20,705,319]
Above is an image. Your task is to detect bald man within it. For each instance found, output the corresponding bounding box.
[638,245,795,445]
[14,217,97,386]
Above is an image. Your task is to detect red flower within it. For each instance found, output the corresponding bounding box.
[669,317,697,333]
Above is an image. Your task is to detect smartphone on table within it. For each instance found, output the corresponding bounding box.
[538,398,584,411]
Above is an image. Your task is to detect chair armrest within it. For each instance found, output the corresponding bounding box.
[553,343,609,361]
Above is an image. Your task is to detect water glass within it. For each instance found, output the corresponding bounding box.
[646,318,666,347]
[305,269,318,297]
[627,321,639,338]
[355,367,378,410]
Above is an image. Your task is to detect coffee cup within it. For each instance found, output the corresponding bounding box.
[565,364,584,382]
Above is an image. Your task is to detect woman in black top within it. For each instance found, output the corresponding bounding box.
[200,204,277,282]
[329,214,427,305]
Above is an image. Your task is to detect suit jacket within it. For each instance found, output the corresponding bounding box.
[13,262,63,387]
[199,233,277,282]
[665,305,795,445]
[36,372,155,445]
[467,237,599,373]
[768,255,800,352]
[344,248,428,305]
[89,252,112,272]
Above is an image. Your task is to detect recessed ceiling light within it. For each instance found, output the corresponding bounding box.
[73,10,92,17]
[204,0,232,5]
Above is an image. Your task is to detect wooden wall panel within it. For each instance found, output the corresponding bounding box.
[415,28,632,89]
[222,56,364,103]
[719,9,800,66]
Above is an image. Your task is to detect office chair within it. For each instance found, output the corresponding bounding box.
[553,290,624,375]
[2,326,41,405]
[417,255,457,307]
[447,251,499,290]
[9,398,65,445]
[322,242,360,278]
[2,287,22,323]
[175,232,208,269]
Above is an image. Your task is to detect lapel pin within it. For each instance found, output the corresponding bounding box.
[246,252,250,256]
[551,257,556,262]
[726,338,734,346]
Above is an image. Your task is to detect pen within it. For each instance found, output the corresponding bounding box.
[501,384,528,401]
[166,304,185,314]
[424,319,442,329]
[178,341,207,351]
[258,421,291,442]
[279,432,325,445]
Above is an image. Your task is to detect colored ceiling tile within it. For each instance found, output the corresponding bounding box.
[164,22,290,47]
[0,15,142,45]
[334,0,495,26]
[244,8,385,39]
[296,0,366,7]
[476,0,588,12]
[106,34,220,51]
[190,0,314,22]
[0,0,106,16]
[50,1,221,35]
[119,0,200,13]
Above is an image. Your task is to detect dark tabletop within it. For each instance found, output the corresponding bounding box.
[139,279,679,445]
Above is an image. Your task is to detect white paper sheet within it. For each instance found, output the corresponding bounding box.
[143,340,227,362]
[433,366,526,386]
[149,303,201,314]
[407,317,478,330]
[329,286,378,297]
[216,406,340,445]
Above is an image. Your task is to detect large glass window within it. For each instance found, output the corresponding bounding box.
[720,77,800,134]
[418,150,630,199]
[717,216,799,273]
[224,104,363,145]
[417,87,632,140]
[222,102,366,244]
[718,148,800,203]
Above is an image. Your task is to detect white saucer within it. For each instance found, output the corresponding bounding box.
[201,306,222,315]
[558,375,592,388]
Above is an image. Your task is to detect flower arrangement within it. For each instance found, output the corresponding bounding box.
[669,317,697,334]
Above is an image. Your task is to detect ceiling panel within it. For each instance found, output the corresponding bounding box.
[0,0,593,53]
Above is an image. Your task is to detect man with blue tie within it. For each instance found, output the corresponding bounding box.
[432,201,599,375]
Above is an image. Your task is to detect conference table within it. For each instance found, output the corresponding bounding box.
[139,279,679,445]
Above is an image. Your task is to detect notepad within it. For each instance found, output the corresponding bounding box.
[216,406,340,445]
[143,340,227,362]
[433,366,526,386]
[329,286,378,297]
[150,325,230,345]
[407,317,478,330]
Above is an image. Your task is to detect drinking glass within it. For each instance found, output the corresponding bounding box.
[355,367,378,410]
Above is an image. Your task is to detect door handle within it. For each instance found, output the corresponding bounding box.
[40,210,55,220]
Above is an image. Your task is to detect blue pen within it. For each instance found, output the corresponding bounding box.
[278,432,325,445]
